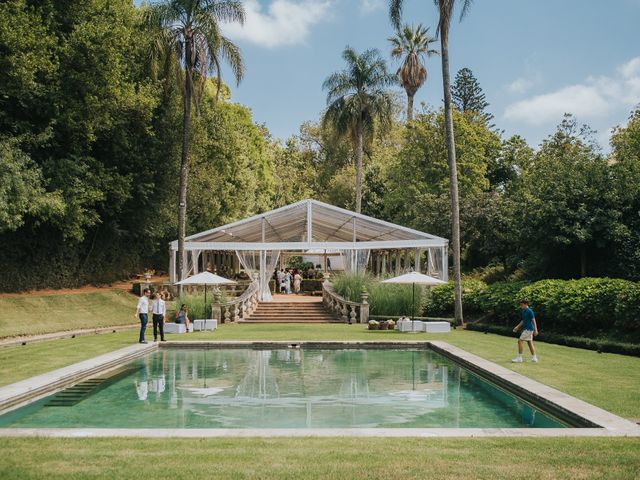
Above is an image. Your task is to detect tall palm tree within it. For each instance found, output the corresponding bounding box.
[146,0,245,282]
[390,0,473,326]
[322,47,396,214]
[388,24,438,121]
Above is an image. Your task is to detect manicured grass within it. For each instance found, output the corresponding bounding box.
[0,437,638,479]
[0,290,136,337]
[1,324,639,420]
[0,332,132,387]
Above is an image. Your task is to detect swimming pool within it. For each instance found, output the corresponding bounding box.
[0,348,566,429]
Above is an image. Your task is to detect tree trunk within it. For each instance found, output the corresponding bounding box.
[580,246,587,277]
[440,31,464,326]
[407,91,414,122]
[355,118,364,214]
[177,44,193,288]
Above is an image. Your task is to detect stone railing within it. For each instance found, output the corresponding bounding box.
[212,279,260,323]
[322,282,369,324]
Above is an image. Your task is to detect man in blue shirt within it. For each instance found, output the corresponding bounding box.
[512,299,538,363]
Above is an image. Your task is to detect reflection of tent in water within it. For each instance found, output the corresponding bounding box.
[236,350,280,399]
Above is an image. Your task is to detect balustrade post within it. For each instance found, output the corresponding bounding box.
[360,289,369,324]
[349,305,356,325]
[224,306,231,323]
[212,289,222,323]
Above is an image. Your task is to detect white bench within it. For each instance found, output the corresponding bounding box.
[422,321,451,333]
[164,323,193,334]
[193,319,217,331]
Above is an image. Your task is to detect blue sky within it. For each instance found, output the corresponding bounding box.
[210,0,640,149]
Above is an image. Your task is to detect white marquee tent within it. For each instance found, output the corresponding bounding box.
[169,199,448,301]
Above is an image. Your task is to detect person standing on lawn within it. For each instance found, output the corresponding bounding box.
[151,292,166,342]
[135,288,151,344]
[512,299,538,363]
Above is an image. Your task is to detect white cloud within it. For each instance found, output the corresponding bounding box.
[504,57,640,125]
[222,0,333,48]
[360,0,384,13]
[507,77,536,94]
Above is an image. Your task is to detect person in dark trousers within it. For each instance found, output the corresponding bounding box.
[512,298,539,363]
[135,288,151,344]
[151,292,166,342]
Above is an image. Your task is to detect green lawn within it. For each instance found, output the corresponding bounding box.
[1,324,639,420]
[0,290,136,337]
[0,437,638,480]
[1,320,639,479]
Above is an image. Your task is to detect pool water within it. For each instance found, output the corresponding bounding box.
[0,349,565,429]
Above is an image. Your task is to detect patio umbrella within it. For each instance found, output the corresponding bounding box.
[382,272,446,331]
[175,271,236,317]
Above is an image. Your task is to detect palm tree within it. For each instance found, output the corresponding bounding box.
[322,47,396,213]
[146,0,245,282]
[388,24,438,121]
[390,0,473,326]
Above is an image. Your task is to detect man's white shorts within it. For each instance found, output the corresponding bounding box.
[519,329,534,341]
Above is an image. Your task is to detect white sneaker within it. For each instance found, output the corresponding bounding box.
[531,356,538,363]
[511,356,523,363]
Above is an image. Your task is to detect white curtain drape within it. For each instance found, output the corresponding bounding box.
[235,250,280,301]
[260,250,280,301]
[340,250,371,274]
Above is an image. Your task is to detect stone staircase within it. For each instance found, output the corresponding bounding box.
[242,300,339,324]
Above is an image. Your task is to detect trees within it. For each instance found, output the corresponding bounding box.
[146,0,245,282]
[388,24,438,122]
[451,67,494,124]
[322,47,396,213]
[390,0,473,326]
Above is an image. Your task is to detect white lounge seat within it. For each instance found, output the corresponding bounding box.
[164,323,193,334]
[422,321,451,333]
[397,320,424,332]
[193,319,217,331]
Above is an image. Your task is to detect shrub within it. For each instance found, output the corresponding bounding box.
[331,273,373,303]
[422,279,487,316]
[475,281,530,324]
[473,277,640,339]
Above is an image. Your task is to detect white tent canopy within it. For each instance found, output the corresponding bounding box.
[169,199,449,298]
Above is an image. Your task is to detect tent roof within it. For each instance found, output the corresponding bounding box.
[170,199,447,251]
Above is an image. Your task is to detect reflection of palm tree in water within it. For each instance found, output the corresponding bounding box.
[236,351,280,399]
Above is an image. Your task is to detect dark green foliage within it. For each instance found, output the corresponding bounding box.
[475,281,531,324]
[451,68,493,124]
[422,279,487,315]
[470,278,640,342]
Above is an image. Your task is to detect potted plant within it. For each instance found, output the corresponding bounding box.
[387,319,395,330]
[368,320,379,330]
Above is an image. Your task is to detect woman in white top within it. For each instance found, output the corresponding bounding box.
[293,271,302,294]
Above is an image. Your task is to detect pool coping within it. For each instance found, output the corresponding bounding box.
[0,340,638,438]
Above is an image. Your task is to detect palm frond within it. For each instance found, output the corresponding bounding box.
[389,0,403,29]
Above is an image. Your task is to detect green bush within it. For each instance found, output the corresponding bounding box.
[422,279,487,316]
[331,273,373,303]
[518,278,640,334]
[175,291,228,320]
[475,281,530,324]
[473,277,640,340]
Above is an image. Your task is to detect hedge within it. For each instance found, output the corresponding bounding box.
[422,279,487,316]
[465,323,640,357]
[472,277,640,341]
[422,277,639,341]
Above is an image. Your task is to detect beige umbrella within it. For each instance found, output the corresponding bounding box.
[382,272,446,327]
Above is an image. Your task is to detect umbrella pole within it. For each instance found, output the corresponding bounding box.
[204,285,208,319]
[412,283,415,331]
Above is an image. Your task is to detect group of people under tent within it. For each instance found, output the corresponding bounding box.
[275,269,303,294]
